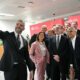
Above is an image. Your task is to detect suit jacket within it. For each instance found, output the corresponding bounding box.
[29,34,37,47]
[77,29,80,36]
[49,35,69,65]
[29,41,49,64]
[69,35,80,71]
[0,31,33,72]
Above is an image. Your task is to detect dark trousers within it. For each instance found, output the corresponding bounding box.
[60,65,66,80]
[76,67,80,80]
[51,60,67,80]
[51,61,60,80]
[4,64,27,80]
[46,63,51,80]
[60,61,68,80]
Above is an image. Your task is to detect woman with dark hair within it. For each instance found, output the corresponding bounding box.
[29,32,49,80]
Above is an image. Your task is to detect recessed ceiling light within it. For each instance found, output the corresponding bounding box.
[64,17,68,21]
[28,1,34,4]
[18,6,25,8]
[53,13,55,16]
[0,13,15,16]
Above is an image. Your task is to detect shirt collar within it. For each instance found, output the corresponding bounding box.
[71,35,76,41]
[14,31,21,38]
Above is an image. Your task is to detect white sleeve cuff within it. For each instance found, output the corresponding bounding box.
[70,64,73,67]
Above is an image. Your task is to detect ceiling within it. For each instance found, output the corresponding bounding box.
[0,0,80,23]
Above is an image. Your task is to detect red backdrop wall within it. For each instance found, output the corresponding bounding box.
[30,19,64,36]
[68,15,80,29]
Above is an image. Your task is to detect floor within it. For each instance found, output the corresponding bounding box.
[0,70,77,80]
[0,69,47,80]
[0,69,30,80]
[0,68,47,80]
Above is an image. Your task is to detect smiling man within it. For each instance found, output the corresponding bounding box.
[0,20,33,80]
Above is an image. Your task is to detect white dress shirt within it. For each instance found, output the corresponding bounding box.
[14,31,24,49]
[56,34,62,48]
[71,35,76,50]
[70,35,76,67]
[56,34,62,43]
[13,32,24,64]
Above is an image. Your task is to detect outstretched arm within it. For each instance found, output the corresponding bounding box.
[0,30,8,40]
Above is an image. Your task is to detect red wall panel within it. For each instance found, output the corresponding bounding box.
[30,19,64,36]
[68,15,80,29]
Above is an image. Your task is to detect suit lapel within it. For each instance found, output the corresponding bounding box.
[58,35,63,49]
[75,36,78,51]
[21,35,27,46]
[10,32,19,50]
[54,36,57,50]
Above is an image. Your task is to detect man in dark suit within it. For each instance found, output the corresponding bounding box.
[0,20,33,80]
[67,27,80,80]
[49,24,69,80]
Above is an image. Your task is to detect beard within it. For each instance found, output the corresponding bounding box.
[15,28,22,34]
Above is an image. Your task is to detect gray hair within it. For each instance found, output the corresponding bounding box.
[67,27,77,32]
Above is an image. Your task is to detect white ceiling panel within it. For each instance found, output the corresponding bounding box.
[0,0,80,23]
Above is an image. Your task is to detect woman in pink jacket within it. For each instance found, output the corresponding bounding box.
[29,32,49,80]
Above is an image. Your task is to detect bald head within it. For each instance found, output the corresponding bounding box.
[41,25,47,33]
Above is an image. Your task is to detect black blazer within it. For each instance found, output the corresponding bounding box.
[0,31,33,71]
[29,34,37,47]
[77,29,80,36]
[49,35,70,64]
[69,36,80,70]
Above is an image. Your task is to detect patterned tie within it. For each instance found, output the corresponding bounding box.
[17,34,21,48]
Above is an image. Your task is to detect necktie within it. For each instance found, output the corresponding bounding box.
[17,34,21,48]
[56,35,59,49]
